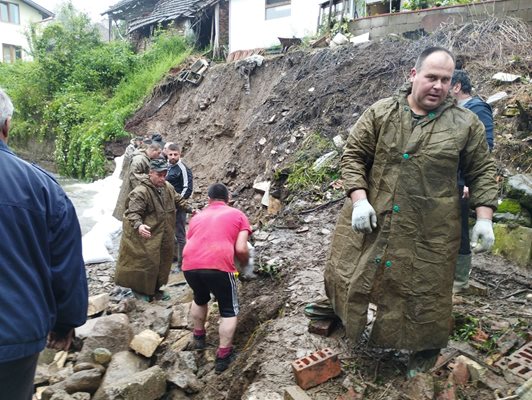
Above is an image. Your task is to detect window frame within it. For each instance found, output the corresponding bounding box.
[265,0,291,20]
[2,44,22,63]
[0,1,20,24]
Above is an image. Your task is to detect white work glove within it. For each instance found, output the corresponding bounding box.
[471,218,494,253]
[351,199,377,234]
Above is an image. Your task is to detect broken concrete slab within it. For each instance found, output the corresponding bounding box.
[492,72,521,82]
[486,91,508,104]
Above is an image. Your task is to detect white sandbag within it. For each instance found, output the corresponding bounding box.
[82,230,114,264]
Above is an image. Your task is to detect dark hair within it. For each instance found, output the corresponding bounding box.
[167,143,180,152]
[451,70,472,95]
[414,46,455,70]
[208,183,229,202]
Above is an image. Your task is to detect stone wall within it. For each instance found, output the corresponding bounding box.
[349,0,532,40]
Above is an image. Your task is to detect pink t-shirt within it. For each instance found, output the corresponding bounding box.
[182,201,252,273]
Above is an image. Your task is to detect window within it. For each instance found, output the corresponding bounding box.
[2,44,22,63]
[265,0,291,20]
[0,2,19,24]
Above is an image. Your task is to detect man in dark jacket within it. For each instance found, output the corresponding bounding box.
[450,70,494,292]
[166,143,193,269]
[0,88,88,399]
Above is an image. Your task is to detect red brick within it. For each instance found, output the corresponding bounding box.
[308,319,337,337]
[291,348,342,390]
[495,340,532,380]
[451,359,470,386]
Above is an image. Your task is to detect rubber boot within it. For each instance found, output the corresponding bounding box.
[407,348,440,379]
[453,253,472,293]
[176,243,184,270]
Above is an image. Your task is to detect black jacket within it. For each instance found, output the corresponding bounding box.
[166,160,193,199]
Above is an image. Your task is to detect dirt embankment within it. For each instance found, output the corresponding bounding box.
[94,17,532,399]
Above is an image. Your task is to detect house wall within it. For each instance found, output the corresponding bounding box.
[349,0,532,40]
[0,0,48,61]
[229,0,322,53]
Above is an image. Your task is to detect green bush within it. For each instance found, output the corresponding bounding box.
[0,3,191,180]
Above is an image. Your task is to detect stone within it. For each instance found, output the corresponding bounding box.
[95,366,166,400]
[92,351,150,400]
[167,369,204,394]
[42,369,103,400]
[142,305,173,337]
[268,197,283,215]
[71,393,91,400]
[49,390,75,400]
[170,302,191,328]
[333,135,345,149]
[493,224,532,267]
[73,362,106,374]
[76,314,133,364]
[92,348,112,366]
[87,294,110,316]
[507,174,532,212]
[437,374,456,400]
[130,329,164,358]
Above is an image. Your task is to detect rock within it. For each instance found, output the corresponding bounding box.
[42,369,103,400]
[92,348,113,366]
[71,393,91,400]
[87,293,110,316]
[130,329,164,358]
[95,366,166,400]
[506,174,532,212]
[268,197,283,215]
[73,362,106,374]
[493,224,532,267]
[437,374,456,400]
[330,32,349,47]
[167,368,204,394]
[166,388,189,399]
[176,351,198,373]
[403,373,434,399]
[76,314,133,364]
[49,390,75,400]
[177,115,190,124]
[170,302,191,328]
[333,135,345,149]
[108,298,136,314]
[92,351,150,400]
[142,305,173,337]
[258,137,267,146]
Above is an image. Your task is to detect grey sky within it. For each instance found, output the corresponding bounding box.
[36,0,117,21]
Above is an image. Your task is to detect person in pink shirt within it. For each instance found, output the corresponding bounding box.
[182,183,251,373]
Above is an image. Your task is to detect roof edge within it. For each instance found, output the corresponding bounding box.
[20,0,54,18]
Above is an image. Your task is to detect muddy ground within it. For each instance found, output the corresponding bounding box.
[88,17,532,399]
[87,201,530,399]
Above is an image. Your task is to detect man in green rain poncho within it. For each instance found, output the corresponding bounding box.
[324,47,498,378]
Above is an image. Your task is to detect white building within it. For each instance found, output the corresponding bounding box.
[229,0,322,53]
[0,0,53,63]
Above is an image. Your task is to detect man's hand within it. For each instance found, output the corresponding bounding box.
[138,224,152,239]
[351,199,377,234]
[471,218,494,253]
[47,329,74,351]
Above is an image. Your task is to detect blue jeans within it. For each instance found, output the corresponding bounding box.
[0,353,39,400]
